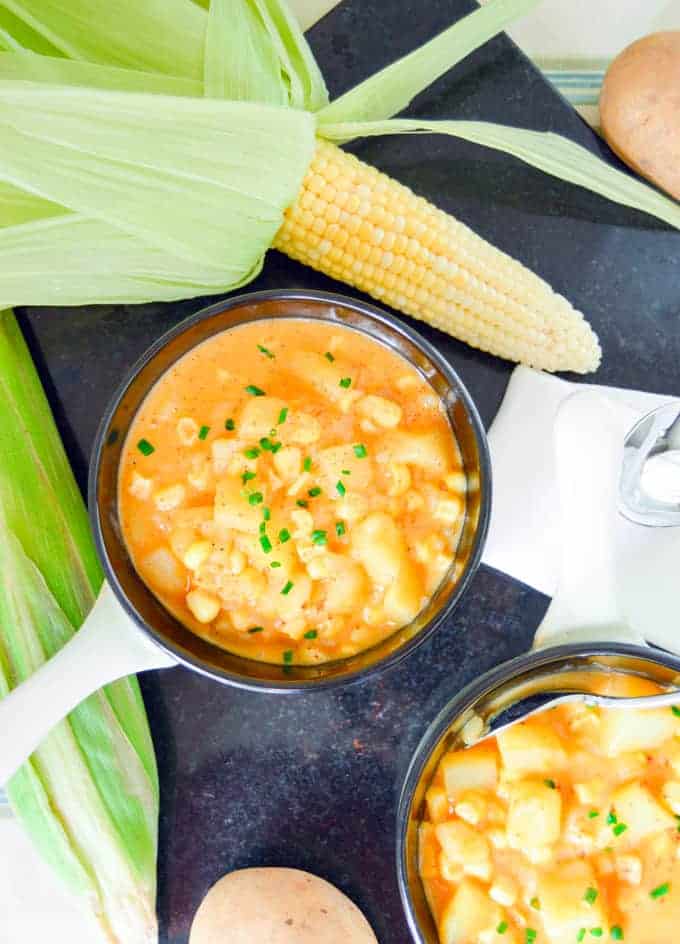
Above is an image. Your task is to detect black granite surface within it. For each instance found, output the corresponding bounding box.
[15,1,680,941]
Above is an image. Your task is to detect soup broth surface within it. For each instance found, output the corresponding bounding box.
[119,317,465,665]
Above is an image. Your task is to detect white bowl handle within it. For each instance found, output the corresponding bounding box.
[0,582,176,786]
[534,391,644,648]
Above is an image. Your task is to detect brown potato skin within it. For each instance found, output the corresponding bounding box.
[600,31,680,200]
[189,867,378,944]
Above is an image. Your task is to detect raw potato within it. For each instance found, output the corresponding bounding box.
[189,868,378,944]
[600,31,680,200]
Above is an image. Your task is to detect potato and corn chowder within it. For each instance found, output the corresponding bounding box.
[419,674,680,944]
[119,318,466,666]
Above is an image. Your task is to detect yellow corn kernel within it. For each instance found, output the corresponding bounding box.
[153,483,185,511]
[186,589,220,623]
[176,416,199,445]
[273,445,302,481]
[274,139,601,373]
[182,541,212,572]
[187,457,211,491]
[129,471,152,500]
[385,463,411,497]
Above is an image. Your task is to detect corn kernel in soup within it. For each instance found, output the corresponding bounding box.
[118,318,466,666]
[418,674,680,944]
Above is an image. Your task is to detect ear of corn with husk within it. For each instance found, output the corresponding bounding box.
[0,308,159,943]
[1,0,678,371]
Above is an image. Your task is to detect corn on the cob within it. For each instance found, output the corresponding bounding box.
[274,139,601,373]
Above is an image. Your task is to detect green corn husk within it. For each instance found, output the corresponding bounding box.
[0,308,159,944]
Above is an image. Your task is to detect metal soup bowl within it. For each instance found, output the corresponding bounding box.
[396,642,680,944]
[90,289,492,692]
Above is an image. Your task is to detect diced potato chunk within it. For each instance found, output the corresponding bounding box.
[454,791,488,826]
[426,785,449,823]
[383,561,423,624]
[418,822,441,880]
[661,780,680,815]
[615,854,642,885]
[599,706,677,756]
[153,483,185,511]
[239,395,287,441]
[538,861,604,944]
[288,351,360,411]
[286,411,322,444]
[183,540,212,571]
[129,471,152,499]
[384,463,411,496]
[441,743,499,801]
[308,554,367,615]
[506,778,562,852]
[214,478,261,533]
[435,821,492,880]
[273,445,301,481]
[439,879,501,944]
[211,438,237,474]
[497,721,566,779]
[140,547,187,596]
[351,512,407,586]
[357,394,402,428]
[489,874,517,907]
[378,429,451,473]
[609,781,675,844]
[318,444,373,492]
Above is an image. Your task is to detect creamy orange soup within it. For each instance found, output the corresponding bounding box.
[419,675,680,944]
[118,318,466,665]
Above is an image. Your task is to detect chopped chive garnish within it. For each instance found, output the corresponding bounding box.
[249,491,264,505]
[672,706,680,717]
[271,441,282,453]
[588,810,600,819]
[278,407,288,424]
[198,425,210,440]
[244,446,260,459]
[311,530,327,546]
[260,437,282,453]
[577,931,586,943]
[303,456,313,472]
[242,470,256,484]
[607,811,618,825]
[247,626,264,634]
[281,580,294,596]
[353,443,367,458]
[496,922,508,935]
[257,344,275,359]
[283,649,294,664]
[308,486,322,497]
[270,561,281,568]
[225,417,235,431]
[279,528,291,544]
[544,779,556,789]
[304,629,318,640]
[263,507,271,521]
[590,930,603,938]
[245,384,266,396]
[341,469,351,475]
[260,535,272,553]
[584,888,598,905]
[336,521,346,537]
[259,522,267,534]
[336,480,346,497]
[324,351,335,362]
[296,499,308,508]
[613,823,628,837]
[610,928,623,941]
[339,377,352,388]
[530,897,540,910]
[650,883,670,899]
[137,438,155,456]
[526,931,536,944]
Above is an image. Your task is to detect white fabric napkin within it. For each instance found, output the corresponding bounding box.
[483,366,680,651]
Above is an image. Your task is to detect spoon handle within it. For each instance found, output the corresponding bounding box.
[534,391,642,648]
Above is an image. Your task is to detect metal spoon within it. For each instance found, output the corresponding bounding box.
[467,394,680,746]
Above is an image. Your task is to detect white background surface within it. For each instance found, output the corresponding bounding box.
[2,1,679,942]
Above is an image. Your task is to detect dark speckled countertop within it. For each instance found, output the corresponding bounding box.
[15,1,680,941]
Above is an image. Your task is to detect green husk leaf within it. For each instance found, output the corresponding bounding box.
[0,309,159,942]
[0,5,62,55]
[0,50,203,95]
[0,0,206,78]
[0,83,316,279]
[318,118,680,230]
[204,0,288,104]
[316,0,539,124]
[204,0,328,109]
